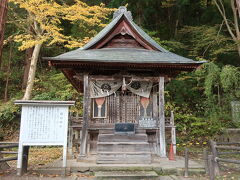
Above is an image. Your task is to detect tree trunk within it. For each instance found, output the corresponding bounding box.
[4,44,12,102]
[236,0,240,19]
[22,43,42,100]
[237,43,240,57]
[214,0,240,58]
[22,48,33,89]
[0,0,8,67]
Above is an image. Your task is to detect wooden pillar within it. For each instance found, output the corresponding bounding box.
[170,111,176,154]
[153,90,159,154]
[159,76,166,157]
[79,74,90,157]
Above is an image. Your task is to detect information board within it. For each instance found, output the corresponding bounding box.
[20,105,68,144]
[231,101,240,122]
[15,100,75,176]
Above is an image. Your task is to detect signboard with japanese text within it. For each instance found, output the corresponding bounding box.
[15,100,75,175]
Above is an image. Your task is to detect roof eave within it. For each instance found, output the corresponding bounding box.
[48,59,205,69]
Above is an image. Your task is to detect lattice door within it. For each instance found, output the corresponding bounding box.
[106,91,140,124]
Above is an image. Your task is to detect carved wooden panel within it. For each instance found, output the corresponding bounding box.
[91,16,156,50]
[103,34,144,49]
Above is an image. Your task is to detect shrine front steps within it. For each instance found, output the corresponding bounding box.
[97,132,151,164]
[99,128,146,134]
[94,170,158,179]
[98,134,148,142]
[97,152,152,164]
[97,142,150,152]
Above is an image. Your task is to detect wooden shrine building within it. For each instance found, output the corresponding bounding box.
[45,7,205,163]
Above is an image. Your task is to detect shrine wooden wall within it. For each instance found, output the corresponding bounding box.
[90,91,157,126]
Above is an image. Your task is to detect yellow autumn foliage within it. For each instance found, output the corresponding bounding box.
[8,0,115,50]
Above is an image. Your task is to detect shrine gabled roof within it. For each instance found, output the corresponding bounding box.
[47,48,204,64]
[81,9,167,52]
[44,6,206,65]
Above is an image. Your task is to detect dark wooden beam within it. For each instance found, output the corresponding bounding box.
[61,68,83,93]
[89,75,166,82]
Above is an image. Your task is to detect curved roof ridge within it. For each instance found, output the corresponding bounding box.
[125,15,168,52]
[81,12,124,50]
[81,7,169,52]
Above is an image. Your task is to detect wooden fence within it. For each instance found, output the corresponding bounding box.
[208,140,240,180]
[0,142,18,164]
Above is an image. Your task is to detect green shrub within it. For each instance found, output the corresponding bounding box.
[0,101,20,140]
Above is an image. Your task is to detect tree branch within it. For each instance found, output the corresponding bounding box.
[214,0,237,41]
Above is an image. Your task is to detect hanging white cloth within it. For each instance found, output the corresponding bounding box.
[90,80,122,98]
[126,81,153,98]
[89,79,153,98]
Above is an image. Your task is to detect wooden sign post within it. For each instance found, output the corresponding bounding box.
[15,100,75,176]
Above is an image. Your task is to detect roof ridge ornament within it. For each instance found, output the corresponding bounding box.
[113,6,133,20]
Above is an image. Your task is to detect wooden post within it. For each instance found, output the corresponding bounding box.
[17,143,23,176]
[22,146,29,174]
[67,119,73,158]
[184,147,189,177]
[208,155,215,180]
[62,144,67,176]
[159,76,166,157]
[170,111,176,154]
[210,140,220,176]
[153,90,159,154]
[203,148,209,174]
[79,74,90,157]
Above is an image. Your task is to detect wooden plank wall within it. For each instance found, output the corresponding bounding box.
[90,92,142,125]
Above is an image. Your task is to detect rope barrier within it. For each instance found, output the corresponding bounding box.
[176,141,208,147]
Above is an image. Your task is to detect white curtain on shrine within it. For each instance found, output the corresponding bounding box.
[90,80,153,98]
[90,80,122,98]
[126,81,153,98]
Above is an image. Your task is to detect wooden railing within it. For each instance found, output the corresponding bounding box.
[208,140,240,180]
[0,142,18,163]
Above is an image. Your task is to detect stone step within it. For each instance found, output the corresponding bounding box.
[98,134,148,142]
[99,129,146,134]
[97,142,150,152]
[98,151,152,154]
[97,142,149,145]
[97,153,152,164]
[94,170,158,179]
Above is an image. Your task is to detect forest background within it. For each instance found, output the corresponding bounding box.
[0,0,240,144]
